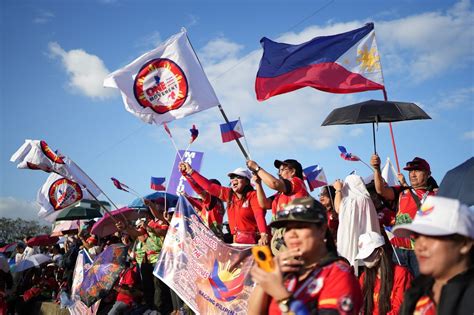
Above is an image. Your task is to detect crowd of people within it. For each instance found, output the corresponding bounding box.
[0,153,472,315]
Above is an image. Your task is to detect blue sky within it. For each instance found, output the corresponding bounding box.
[1,0,473,221]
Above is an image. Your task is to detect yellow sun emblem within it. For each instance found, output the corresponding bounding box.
[356,45,381,73]
[217,261,242,281]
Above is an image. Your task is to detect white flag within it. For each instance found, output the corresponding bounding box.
[104,29,220,125]
[37,173,94,222]
[364,157,399,186]
[11,140,102,196]
[381,157,398,187]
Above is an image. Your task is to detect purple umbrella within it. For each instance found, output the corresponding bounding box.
[91,207,148,237]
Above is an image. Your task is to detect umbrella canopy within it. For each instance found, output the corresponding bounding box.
[321,99,431,152]
[14,253,51,272]
[51,220,80,236]
[0,242,17,253]
[437,157,474,206]
[128,191,178,209]
[27,235,59,247]
[91,207,148,238]
[55,204,103,221]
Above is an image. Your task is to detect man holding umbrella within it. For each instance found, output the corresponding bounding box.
[371,154,436,276]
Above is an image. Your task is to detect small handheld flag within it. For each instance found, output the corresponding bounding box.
[338,146,360,161]
[220,119,244,143]
[111,177,129,192]
[303,165,328,191]
[189,125,199,144]
[151,177,166,191]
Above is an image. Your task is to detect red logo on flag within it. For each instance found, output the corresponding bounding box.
[40,141,65,164]
[134,58,188,114]
[48,178,83,210]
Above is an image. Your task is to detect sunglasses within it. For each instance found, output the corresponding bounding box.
[229,174,245,180]
[276,205,323,221]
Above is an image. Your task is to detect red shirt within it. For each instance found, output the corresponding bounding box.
[390,186,436,249]
[271,177,308,217]
[358,265,413,315]
[116,266,140,306]
[268,260,362,314]
[190,171,267,239]
[185,175,224,228]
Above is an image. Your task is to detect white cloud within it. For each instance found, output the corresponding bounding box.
[463,130,474,139]
[436,86,474,109]
[48,42,115,100]
[33,10,54,24]
[200,37,244,64]
[0,197,41,221]
[377,0,473,82]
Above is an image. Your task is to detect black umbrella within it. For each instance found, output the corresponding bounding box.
[321,99,431,153]
[437,157,474,206]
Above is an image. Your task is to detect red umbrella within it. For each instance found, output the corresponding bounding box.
[91,207,148,238]
[0,242,17,253]
[26,235,59,247]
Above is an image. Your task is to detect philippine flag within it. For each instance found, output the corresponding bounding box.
[338,146,360,162]
[303,165,328,192]
[255,23,384,101]
[220,119,244,143]
[151,177,166,191]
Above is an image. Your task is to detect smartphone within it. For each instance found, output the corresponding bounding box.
[251,246,274,272]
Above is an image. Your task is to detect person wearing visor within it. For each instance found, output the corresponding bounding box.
[370,155,437,276]
[179,162,268,245]
[247,158,308,254]
[248,197,362,315]
[356,231,413,315]
[393,196,474,315]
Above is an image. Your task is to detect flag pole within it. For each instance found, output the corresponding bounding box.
[183,30,250,161]
[239,117,252,160]
[383,89,401,173]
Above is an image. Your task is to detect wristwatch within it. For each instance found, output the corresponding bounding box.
[254,166,261,173]
[278,296,293,313]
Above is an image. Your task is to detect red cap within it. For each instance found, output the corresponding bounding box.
[403,157,430,172]
[86,236,98,245]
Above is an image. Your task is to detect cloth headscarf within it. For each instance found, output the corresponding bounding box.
[336,174,381,272]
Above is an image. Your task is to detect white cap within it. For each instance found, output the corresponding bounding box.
[135,217,146,227]
[393,196,474,239]
[355,231,385,260]
[227,167,251,180]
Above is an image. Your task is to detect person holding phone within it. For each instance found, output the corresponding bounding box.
[247,197,362,314]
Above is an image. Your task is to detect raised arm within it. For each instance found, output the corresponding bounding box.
[247,160,287,192]
[179,162,229,201]
[370,154,395,201]
[253,174,272,209]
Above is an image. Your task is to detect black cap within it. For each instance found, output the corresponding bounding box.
[270,197,327,228]
[274,159,304,179]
